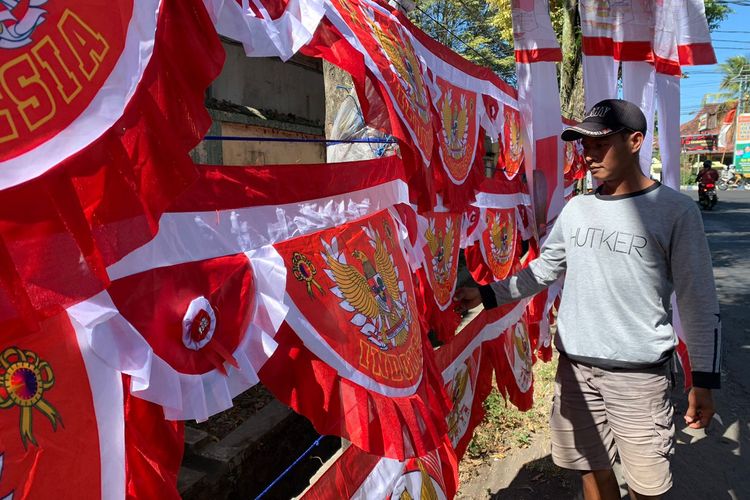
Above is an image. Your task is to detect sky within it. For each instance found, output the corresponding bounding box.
[680,4,750,124]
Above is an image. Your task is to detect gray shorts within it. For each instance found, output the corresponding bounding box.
[550,354,675,496]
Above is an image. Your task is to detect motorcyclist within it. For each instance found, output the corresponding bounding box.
[696,160,719,190]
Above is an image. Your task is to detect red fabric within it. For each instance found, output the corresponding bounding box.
[414,268,461,344]
[0,0,224,324]
[172,155,408,211]
[265,210,450,459]
[486,319,536,412]
[678,43,717,66]
[676,339,693,390]
[0,313,103,497]
[515,47,563,63]
[107,254,256,375]
[123,375,184,500]
[260,322,450,460]
[582,37,653,61]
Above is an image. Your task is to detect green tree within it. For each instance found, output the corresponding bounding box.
[719,55,750,96]
[407,0,516,81]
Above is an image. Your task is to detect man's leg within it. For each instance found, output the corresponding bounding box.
[598,364,674,498]
[550,356,619,498]
[581,470,620,500]
[627,486,662,500]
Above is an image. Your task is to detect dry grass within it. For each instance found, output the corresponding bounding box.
[459,353,558,480]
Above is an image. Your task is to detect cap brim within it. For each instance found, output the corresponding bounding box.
[561,123,623,141]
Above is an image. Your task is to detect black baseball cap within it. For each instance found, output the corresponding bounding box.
[561,99,647,142]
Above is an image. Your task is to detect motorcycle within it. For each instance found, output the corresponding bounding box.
[717,170,745,191]
[698,182,718,210]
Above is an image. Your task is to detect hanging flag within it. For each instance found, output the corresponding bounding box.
[300,436,458,500]
[487,316,535,411]
[414,211,463,343]
[0,0,224,323]
[265,209,450,459]
[512,0,564,236]
[203,0,325,60]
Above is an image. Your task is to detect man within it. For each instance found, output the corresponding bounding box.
[696,160,719,187]
[455,99,721,500]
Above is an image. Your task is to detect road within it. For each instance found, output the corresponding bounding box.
[458,189,750,499]
[668,189,750,499]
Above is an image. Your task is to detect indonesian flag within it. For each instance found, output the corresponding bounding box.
[490,316,535,411]
[0,0,224,323]
[203,0,325,60]
[300,437,458,499]
[512,0,564,237]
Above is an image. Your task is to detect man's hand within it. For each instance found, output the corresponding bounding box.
[685,387,715,429]
[453,287,483,314]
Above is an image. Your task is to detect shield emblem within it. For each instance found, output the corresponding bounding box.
[502,105,524,179]
[480,208,517,280]
[434,77,479,185]
[422,212,461,311]
[278,209,423,393]
[504,321,533,393]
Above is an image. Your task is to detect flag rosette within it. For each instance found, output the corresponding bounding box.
[265,209,450,459]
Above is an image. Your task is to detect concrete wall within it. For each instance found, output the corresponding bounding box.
[210,41,325,126]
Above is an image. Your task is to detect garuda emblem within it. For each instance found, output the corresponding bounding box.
[446,364,471,444]
[503,106,524,178]
[322,224,411,351]
[505,322,532,393]
[441,90,469,160]
[488,211,514,265]
[425,217,456,296]
[0,0,47,49]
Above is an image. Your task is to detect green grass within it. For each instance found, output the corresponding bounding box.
[465,354,558,463]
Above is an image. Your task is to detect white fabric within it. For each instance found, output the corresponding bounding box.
[511,0,560,52]
[677,0,713,50]
[204,0,325,61]
[70,312,126,500]
[0,0,160,189]
[656,74,681,189]
[622,61,656,176]
[107,179,410,281]
[583,56,619,110]
[67,246,287,422]
[653,0,680,69]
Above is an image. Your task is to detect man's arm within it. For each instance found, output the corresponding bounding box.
[478,214,567,310]
[670,204,721,390]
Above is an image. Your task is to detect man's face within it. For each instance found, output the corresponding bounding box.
[581,132,640,182]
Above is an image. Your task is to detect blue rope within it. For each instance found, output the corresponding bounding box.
[254,434,326,500]
[203,135,396,144]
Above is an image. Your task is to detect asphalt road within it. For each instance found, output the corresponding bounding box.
[666,189,750,500]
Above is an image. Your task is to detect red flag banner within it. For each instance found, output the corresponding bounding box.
[0,0,224,323]
[266,209,450,459]
[301,437,458,499]
[415,211,462,342]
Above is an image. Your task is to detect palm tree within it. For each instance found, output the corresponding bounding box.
[719,55,750,96]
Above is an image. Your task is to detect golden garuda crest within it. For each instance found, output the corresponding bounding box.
[424,216,455,289]
[321,223,411,351]
[440,89,469,159]
[488,211,514,266]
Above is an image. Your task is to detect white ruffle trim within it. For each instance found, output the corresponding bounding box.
[66,245,288,422]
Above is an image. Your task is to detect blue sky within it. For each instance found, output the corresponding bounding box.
[680,4,750,124]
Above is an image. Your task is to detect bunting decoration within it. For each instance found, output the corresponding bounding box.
[0,0,718,495]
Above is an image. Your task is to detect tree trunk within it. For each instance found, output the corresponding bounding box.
[559,0,585,120]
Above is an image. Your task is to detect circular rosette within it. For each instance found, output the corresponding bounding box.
[67,246,287,421]
[267,209,450,459]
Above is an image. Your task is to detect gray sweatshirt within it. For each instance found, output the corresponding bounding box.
[479,183,721,388]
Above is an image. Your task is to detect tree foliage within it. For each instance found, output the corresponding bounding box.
[407,0,516,81]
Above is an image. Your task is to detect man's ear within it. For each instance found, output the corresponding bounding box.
[628,131,644,154]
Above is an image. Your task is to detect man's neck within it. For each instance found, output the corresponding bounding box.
[600,166,655,196]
